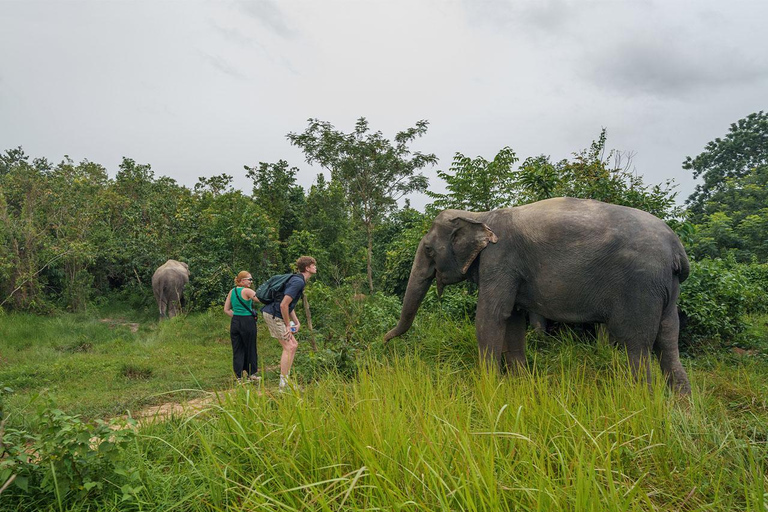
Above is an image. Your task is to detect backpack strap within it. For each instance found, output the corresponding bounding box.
[233,287,258,319]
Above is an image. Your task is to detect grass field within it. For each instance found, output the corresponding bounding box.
[1,308,767,511]
[0,306,285,424]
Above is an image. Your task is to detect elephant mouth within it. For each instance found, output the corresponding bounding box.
[435,271,445,298]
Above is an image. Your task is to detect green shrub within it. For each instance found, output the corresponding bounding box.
[679,258,766,348]
[420,283,478,320]
[294,283,402,379]
[743,261,768,310]
[0,392,141,509]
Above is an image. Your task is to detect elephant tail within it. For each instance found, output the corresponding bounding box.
[673,251,690,283]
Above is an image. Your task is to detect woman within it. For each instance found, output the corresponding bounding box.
[224,271,260,382]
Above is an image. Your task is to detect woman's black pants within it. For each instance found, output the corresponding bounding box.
[230,315,258,378]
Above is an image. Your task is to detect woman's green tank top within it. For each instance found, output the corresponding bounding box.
[231,287,254,316]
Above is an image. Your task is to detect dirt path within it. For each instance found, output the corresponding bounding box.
[99,318,140,333]
[116,364,281,427]
[97,318,283,427]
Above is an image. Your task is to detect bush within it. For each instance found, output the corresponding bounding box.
[0,391,141,509]
[293,283,402,379]
[420,283,478,320]
[678,257,766,349]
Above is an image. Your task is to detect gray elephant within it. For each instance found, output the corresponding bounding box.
[151,259,189,319]
[384,197,691,395]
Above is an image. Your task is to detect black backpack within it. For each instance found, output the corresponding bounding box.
[255,273,298,305]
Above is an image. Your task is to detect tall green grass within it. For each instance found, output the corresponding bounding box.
[117,352,767,512]
[2,308,767,511]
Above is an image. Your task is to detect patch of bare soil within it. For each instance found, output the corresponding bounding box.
[99,318,140,333]
[113,365,281,428]
[731,347,759,356]
[131,394,217,423]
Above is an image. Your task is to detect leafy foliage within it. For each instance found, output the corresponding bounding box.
[426,146,519,211]
[426,130,680,221]
[685,111,768,220]
[246,160,306,248]
[685,165,768,262]
[303,174,359,284]
[516,130,680,220]
[678,258,767,348]
[288,117,437,292]
[0,391,141,507]
[295,282,402,377]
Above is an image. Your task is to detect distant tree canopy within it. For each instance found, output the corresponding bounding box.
[685,111,768,221]
[287,117,437,293]
[424,129,680,222]
[1,112,765,314]
[426,146,519,212]
[683,112,768,262]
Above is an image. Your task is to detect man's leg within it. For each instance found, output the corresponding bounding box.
[278,333,298,387]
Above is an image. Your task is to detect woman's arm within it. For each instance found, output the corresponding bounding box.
[242,288,260,303]
[224,291,234,318]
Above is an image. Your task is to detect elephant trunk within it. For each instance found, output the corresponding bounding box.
[384,241,434,342]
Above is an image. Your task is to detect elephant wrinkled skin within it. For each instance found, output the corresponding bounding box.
[384,197,692,395]
[151,259,189,319]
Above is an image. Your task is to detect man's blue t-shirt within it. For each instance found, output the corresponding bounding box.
[262,274,305,319]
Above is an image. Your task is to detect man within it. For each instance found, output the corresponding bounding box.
[261,256,317,390]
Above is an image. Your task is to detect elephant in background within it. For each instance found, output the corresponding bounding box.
[151,259,189,319]
[384,197,692,395]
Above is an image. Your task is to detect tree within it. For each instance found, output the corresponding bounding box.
[685,111,768,220]
[514,155,560,203]
[178,189,278,308]
[685,165,768,261]
[103,158,190,288]
[287,117,437,293]
[0,149,54,311]
[304,174,356,284]
[514,130,680,220]
[194,174,233,197]
[426,147,518,212]
[245,160,306,245]
[379,205,431,297]
[47,157,110,310]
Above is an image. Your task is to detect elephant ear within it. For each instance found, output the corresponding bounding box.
[450,217,498,274]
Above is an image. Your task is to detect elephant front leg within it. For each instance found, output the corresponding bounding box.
[475,288,517,372]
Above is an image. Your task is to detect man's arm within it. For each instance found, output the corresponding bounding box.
[280,294,293,332]
[289,310,300,331]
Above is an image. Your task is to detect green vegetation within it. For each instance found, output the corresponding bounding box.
[0,306,282,422]
[2,113,768,509]
[1,306,766,511]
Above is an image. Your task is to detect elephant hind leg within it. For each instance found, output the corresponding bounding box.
[653,306,691,395]
[503,309,527,374]
[607,315,657,389]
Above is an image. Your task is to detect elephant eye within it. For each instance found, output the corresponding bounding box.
[424,246,434,258]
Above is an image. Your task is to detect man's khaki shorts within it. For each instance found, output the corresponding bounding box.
[263,312,290,340]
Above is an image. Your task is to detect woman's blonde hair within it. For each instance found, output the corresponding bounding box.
[234,271,251,285]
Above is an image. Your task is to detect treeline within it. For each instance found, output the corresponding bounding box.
[1,113,767,345]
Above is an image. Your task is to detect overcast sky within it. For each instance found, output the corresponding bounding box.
[1,0,766,210]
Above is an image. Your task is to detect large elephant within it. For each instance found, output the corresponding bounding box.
[384,197,692,395]
[151,259,189,319]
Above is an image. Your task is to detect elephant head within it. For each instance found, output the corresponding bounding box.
[384,210,497,341]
